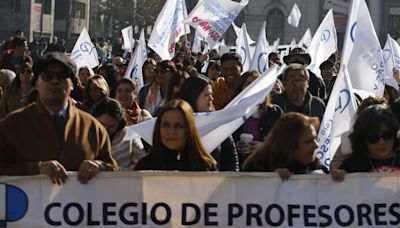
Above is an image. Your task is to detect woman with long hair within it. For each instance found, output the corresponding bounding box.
[178,74,239,171]
[243,112,328,180]
[331,105,400,182]
[79,75,109,113]
[135,99,217,171]
[0,62,34,117]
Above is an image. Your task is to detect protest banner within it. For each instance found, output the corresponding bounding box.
[288,3,301,27]
[235,23,252,72]
[383,34,400,91]
[232,22,255,46]
[298,28,313,49]
[148,0,190,60]
[2,172,400,228]
[121,25,134,52]
[249,21,269,74]
[70,27,99,69]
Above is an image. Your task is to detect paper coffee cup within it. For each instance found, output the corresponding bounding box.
[240,133,254,143]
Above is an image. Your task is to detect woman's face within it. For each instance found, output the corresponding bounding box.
[294,123,318,166]
[367,124,395,160]
[155,68,172,87]
[79,68,91,86]
[19,67,33,85]
[160,110,186,151]
[196,84,214,112]
[97,114,119,136]
[87,82,104,102]
[144,63,155,82]
[116,83,135,109]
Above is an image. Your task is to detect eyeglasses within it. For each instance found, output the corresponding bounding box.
[366,130,394,144]
[20,69,32,74]
[40,70,72,81]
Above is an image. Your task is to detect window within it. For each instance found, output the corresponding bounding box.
[72,2,86,19]
[43,0,51,14]
[266,8,284,42]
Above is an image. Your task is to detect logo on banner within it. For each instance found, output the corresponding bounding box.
[80,42,94,55]
[350,21,357,42]
[0,184,28,227]
[130,64,139,79]
[240,47,247,65]
[321,30,330,42]
[383,49,391,63]
[335,89,351,114]
[257,52,268,73]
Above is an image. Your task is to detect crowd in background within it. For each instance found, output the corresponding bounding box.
[1,29,400,184]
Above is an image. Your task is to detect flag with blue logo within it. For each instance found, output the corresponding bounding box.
[308,9,337,79]
[235,23,252,72]
[249,21,270,74]
[383,34,400,91]
[70,27,99,69]
[124,29,147,88]
[347,0,385,96]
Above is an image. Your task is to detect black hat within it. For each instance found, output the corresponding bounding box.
[33,52,76,79]
[283,47,312,65]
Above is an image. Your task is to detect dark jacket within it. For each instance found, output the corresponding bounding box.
[211,135,239,171]
[272,91,326,121]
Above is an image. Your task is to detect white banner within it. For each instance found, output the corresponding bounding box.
[70,27,99,69]
[249,21,269,74]
[124,29,147,88]
[124,66,279,152]
[308,9,338,79]
[2,173,400,228]
[121,25,134,51]
[288,3,301,27]
[383,34,400,91]
[148,0,189,60]
[235,23,252,72]
[347,0,385,96]
[185,0,248,48]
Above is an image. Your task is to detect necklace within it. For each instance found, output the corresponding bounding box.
[368,153,397,173]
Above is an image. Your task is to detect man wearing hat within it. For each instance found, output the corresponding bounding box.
[283,47,326,100]
[0,52,117,184]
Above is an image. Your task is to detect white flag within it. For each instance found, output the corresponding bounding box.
[235,23,251,72]
[232,22,256,46]
[124,65,279,152]
[192,30,203,53]
[347,0,385,96]
[297,28,312,49]
[316,65,357,167]
[383,34,400,91]
[124,29,146,88]
[249,21,270,74]
[70,27,99,69]
[288,3,301,27]
[269,38,280,53]
[290,38,297,46]
[307,9,338,79]
[148,0,189,60]
[185,0,248,48]
[121,25,134,51]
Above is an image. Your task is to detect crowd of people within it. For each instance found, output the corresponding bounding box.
[0,29,400,185]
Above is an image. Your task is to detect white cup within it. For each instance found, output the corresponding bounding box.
[240,133,254,143]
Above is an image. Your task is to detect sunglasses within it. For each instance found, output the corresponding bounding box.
[40,70,72,81]
[366,130,394,144]
[20,69,32,74]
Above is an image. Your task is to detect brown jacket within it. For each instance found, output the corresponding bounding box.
[212,77,235,110]
[0,101,117,175]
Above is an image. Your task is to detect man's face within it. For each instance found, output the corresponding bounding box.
[221,59,241,89]
[283,69,309,106]
[36,62,73,107]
